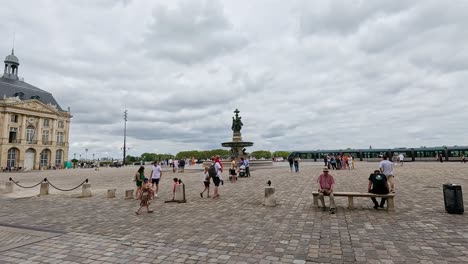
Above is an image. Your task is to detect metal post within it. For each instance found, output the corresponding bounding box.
[123,109,128,166]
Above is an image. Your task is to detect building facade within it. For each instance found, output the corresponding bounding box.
[0,50,71,170]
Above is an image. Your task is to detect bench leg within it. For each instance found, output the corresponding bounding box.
[348,196,354,209]
[387,197,395,211]
[313,194,318,207]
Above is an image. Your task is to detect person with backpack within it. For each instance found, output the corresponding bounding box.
[200,166,211,198]
[241,157,250,177]
[209,156,222,198]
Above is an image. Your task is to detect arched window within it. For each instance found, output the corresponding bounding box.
[26,125,35,143]
[40,149,50,168]
[7,148,18,168]
[55,150,63,166]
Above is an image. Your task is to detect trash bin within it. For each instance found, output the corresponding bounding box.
[443,183,464,214]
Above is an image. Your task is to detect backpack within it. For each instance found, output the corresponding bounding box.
[208,164,217,178]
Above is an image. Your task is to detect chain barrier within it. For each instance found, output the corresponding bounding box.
[46,178,89,192]
[8,177,89,192]
[9,177,46,188]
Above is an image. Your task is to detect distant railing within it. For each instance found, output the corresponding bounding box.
[8,139,18,143]
[26,140,38,144]
[42,140,52,145]
[56,142,66,146]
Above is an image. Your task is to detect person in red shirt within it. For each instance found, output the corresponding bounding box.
[317,167,336,214]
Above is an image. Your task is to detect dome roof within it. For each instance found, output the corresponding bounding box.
[5,49,19,64]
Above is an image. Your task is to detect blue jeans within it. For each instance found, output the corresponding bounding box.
[294,163,299,172]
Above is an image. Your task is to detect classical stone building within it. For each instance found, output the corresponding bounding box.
[0,49,71,170]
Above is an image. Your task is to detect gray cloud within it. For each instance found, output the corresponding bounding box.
[143,0,248,64]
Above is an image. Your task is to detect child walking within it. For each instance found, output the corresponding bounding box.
[136,178,154,215]
[200,167,211,198]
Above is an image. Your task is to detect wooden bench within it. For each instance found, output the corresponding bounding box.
[312,191,395,210]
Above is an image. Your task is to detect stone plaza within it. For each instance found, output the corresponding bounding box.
[0,161,467,264]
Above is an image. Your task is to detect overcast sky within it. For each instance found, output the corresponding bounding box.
[1,0,467,160]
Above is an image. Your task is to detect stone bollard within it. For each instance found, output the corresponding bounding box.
[125,189,134,199]
[40,182,49,195]
[264,186,276,206]
[107,189,116,198]
[175,184,184,201]
[81,183,92,197]
[5,182,14,193]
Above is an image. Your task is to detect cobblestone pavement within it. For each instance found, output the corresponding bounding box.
[0,162,467,263]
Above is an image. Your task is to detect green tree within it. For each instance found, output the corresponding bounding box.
[174,149,230,160]
[272,151,289,159]
[126,155,138,163]
[251,150,272,159]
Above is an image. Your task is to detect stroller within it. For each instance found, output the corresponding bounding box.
[238,164,246,177]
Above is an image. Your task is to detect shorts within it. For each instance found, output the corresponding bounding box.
[151,178,160,185]
[203,181,210,187]
[212,176,220,187]
[229,169,236,175]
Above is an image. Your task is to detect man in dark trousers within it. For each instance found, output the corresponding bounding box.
[368,170,390,209]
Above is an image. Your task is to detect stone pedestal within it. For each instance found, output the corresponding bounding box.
[107,189,116,198]
[125,189,134,199]
[175,184,185,201]
[40,182,49,195]
[81,183,92,197]
[264,186,276,206]
[5,182,14,193]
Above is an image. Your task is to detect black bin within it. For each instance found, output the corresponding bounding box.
[443,183,464,214]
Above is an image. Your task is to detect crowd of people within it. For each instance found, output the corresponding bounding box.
[133,156,251,215]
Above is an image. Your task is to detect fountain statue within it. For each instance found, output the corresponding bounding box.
[222,109,253,159]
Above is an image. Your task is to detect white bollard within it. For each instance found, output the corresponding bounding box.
[81,183,92,197]
[264,186,276,206]
[107,189,116,198]
[5,182,14,193]
[125,189,134,199]
[40,182,49,195]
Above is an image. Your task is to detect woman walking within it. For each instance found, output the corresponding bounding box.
[135,166,145,199]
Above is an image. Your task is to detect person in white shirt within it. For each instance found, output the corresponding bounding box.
[173,159,179,173]
[398,154,404,166]
[379,156,394,192]
[210,156,223,198]
[150,161,162,196]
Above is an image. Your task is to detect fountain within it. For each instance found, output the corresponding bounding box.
[221,109,254,159]
[218,109,272,169]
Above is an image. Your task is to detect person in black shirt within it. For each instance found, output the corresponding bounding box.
[288,156,294,172]
[368,170,390,209]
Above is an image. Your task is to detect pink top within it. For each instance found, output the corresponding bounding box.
[173,182,178,193]
[318,174,335,190]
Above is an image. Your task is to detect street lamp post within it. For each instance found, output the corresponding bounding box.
[123,109,128,165]
[93,153,95,163]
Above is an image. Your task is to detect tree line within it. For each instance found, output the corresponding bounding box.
[124,150,291,163]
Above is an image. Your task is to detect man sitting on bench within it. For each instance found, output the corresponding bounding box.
[368,170,390,209]
[317,167,336,214]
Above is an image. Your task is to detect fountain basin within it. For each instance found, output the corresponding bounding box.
[221,142,254,147]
